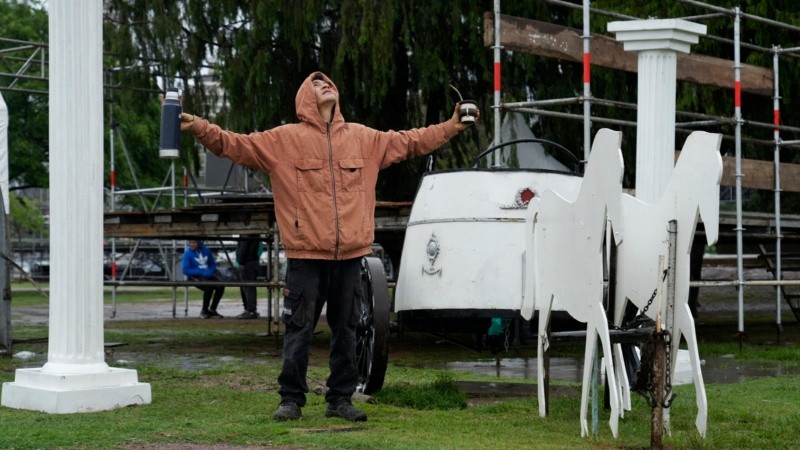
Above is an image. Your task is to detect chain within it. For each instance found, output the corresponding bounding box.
[662,330,676,408]
[504,324,511,352]
[621,289,657,331]
[622,268,668,330]
[626,268,674,408]
[634,329,677,409]
[635,332,657,407]
[638,288,657,317]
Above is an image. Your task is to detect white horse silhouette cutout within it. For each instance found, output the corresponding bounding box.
[522,128,624,437]
[612,131,722,438]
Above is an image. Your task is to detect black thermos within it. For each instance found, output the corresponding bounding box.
[159,88,181,158]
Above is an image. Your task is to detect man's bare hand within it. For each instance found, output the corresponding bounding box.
[449,103,480,132]
[180,113,195,132]
[158,93,195,132]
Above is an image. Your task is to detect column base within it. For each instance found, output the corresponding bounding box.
[1,367,151,414]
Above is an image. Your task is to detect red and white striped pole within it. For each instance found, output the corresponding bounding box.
[493,0,502,167]
[183,166,188,206]
[582,0,592,165]
[109,127,117,282]
[772,45,783,328]
[734,7,745,336]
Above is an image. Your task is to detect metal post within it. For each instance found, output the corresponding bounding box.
[0,192,10,356]
[666,221,677,343]
[733,7,746,344]
[591,346,599,436]
[183,166,189,316]
[171,161,177,318]
[582,0,592,165]
[493,0,502,166]
[272,220,281,347]
[109,113,117,319]
[772,46,783,342]
[651,326,666,448]
[587,4,596,430]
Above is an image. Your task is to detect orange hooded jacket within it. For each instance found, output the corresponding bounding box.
[189,71,460,260]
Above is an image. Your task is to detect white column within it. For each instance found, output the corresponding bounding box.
[0,93,8,356]
[0,93,8,214]
[608,19,706,204]
[1,0,150,414]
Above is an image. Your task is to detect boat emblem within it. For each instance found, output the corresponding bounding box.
[422,233,442,276]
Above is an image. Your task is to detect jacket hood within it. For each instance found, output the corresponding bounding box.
[295,71,345,131]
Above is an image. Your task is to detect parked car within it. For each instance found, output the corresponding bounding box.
[104,252,165,279]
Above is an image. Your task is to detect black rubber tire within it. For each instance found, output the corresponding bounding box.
[355,256,390,394]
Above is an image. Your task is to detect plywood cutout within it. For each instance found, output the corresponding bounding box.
[612,131,722,437]
[523,128,624,437]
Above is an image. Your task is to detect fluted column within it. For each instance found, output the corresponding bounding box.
[634,50,677,203]
[44,0,108,374]
[608,19,706,203]
[1,0,150,413]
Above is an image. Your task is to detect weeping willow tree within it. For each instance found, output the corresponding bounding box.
[102,1,800,209]
[103,1,562,200]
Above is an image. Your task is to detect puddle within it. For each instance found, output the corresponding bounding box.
[443,354,800,384]
[445,357,582,382]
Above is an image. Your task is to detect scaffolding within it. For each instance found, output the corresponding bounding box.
[490,0,800,342]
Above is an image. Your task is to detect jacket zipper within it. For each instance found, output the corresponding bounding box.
[327,122,340,259]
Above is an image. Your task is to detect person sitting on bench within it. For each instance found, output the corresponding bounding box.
[182,239,225,318]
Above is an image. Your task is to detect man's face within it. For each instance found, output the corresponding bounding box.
[188,240,199,250]
[312,78,337,112]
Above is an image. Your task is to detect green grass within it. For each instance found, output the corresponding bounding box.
[10,281,206,306]
[376,371,467,410]
[2,290,800,449]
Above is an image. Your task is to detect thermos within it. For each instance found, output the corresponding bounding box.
[159,88,181,159]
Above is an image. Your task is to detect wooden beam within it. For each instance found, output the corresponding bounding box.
[721,155,800,192]
[484,13,774,96]
[672,151,800,192]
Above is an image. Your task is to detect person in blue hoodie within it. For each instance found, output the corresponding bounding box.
[182,239,225,318]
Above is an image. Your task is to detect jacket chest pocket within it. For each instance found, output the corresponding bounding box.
[295,158,325,192]
[339,158,365,192]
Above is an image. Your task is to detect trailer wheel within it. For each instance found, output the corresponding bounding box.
[356,256,390,394]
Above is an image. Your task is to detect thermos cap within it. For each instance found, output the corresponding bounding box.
[165,89,179,101]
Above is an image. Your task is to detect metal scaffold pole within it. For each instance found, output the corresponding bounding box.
[110,109,118,318]
[772,46,783,340]
[493,0,502,167]
[733,7,746,343]
[582,0,592,164]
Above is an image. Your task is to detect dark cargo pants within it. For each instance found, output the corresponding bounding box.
[277,257,362,407]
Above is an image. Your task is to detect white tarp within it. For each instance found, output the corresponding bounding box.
[492,112,570,172]
[0,93,8,214]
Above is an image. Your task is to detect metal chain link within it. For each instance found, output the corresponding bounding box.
[662,330,676,408]
[628,268,672,408]
[637,333,657,408]
[504,324,511,352]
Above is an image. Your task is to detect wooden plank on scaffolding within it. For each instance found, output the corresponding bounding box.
[484,13,774,96]
[720,154,800,192]
[673,151,800,192]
